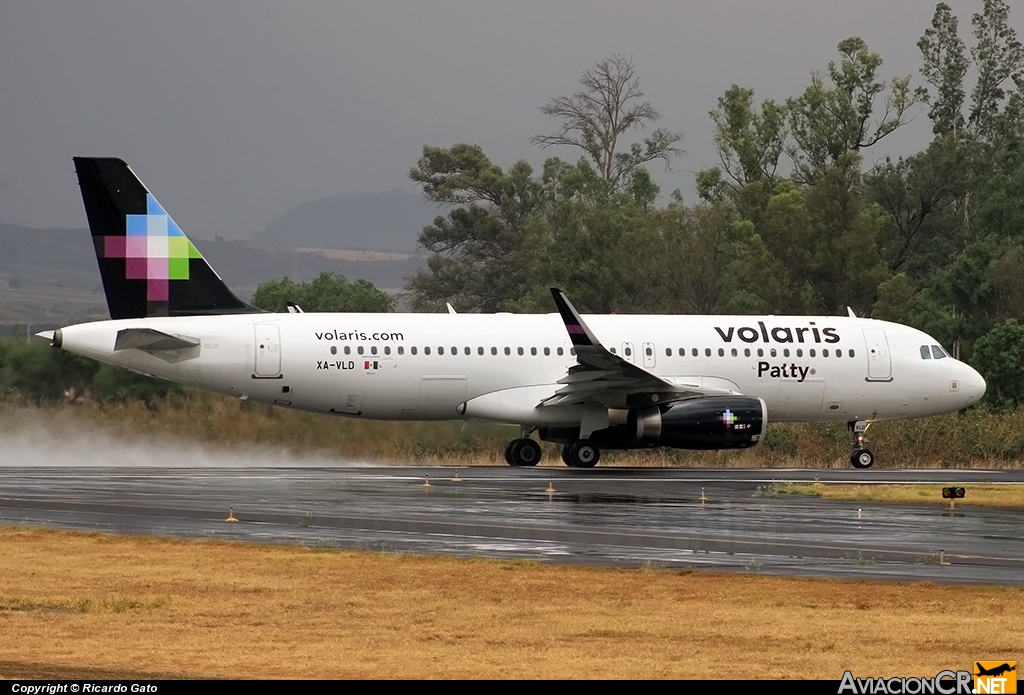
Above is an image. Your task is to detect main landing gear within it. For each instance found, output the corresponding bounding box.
[504,437,542,467]
[561,439,600,468]
[848,420,874,469]
[503,428,601,468]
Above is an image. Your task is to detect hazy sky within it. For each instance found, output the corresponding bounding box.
[2,1,1019,239]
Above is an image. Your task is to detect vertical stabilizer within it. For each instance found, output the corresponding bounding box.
[73,157,254,319]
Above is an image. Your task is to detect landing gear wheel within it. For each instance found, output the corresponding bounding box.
[561,443,573,467]
[565,439,600,468]
[504,440,516,466]
[850,448,874,469]
[507,438,542,467]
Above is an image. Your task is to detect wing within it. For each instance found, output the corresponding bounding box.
[544,288,732,408]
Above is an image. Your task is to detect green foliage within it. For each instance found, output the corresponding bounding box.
[0,338,177,405]
[786,37,922,184]
[251,272,394,313]
[972,319,1024,409]
[919,3,968,137]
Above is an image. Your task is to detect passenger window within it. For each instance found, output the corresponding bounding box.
[544,347,550,356]
[464,347,471,355]
[557,347,564,356]
[823,349,829,357]
[357,346,364,355]
[451,346,457,355]
[931,345,946,359]
[344,346,351,355]
[424,347,431,355]
[504,347,511,356]
[491,347,497,355]
[665,348,672,357]
[849,349,855,358]
[625,347,632,357]
[718,348,724,357]
[692,348,698,357]
[371,346,378,355]
[477,347,483,355]
[796,349,802,357]
[770,349,777,357]
[731,348,737,357]
[530,347,537,356]
[570,347,576,355]
[611,347,617,354]
[330,346,337,355]
[438,347,445,355]
[757,349,763,357]
[744,348,750,357]
[411,347,418,355]
[645,347,652,356]
[398,346,404,355]
[384,346,391,355]
[809,349,815,357]
[517,347,524,356]
[920,346,932,359]
[783,349,790,357]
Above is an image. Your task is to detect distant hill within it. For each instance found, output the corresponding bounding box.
[0,223,425,323]
[254,189,441,252]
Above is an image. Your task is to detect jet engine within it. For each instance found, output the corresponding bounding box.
[538,395,767,450]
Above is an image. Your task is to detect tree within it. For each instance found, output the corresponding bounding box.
[968,0,1024,139]
[787,38,922,184]
[406,145,548,312]
[251,273,394,313]
[531,55,683,189]
[971,318,1024,408]
[707,85,788,192]
[866,141,969,278]
[918,3,969,137]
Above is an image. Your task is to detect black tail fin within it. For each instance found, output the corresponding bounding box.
[73,157,255,319]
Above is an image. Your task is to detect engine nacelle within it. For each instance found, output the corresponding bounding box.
[538,395,767,450]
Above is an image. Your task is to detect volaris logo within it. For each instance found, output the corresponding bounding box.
[101,194,203,301]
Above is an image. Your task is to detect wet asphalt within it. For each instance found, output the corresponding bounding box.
[1,466,1022,585]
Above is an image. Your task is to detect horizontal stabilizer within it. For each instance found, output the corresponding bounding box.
[114,328,200,351]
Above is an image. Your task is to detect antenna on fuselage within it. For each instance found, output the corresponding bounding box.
[847,306,857,318]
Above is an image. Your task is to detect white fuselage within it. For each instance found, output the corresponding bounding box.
[56,311,986,427]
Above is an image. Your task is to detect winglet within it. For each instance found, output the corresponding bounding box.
[446,302,457,314]
[847,306,857,318]
[550,288,601,348]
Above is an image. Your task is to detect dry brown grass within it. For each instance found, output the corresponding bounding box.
[778,483,1024,508]
[0,526,1020,679]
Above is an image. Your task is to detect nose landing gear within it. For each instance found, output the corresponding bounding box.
[848,420,874,469]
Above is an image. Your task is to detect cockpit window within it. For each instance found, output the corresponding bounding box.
[920,345,932,360]
[931,345,947,360]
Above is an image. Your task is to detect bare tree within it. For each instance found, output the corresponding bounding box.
[531,55,683,189]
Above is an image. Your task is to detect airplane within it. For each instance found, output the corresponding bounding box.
[41,157,987,469]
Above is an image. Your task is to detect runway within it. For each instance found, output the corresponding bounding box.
[2,466,1023,585]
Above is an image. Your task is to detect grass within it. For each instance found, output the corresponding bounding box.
[0,526,1022,679]
[9,391,1024,467]
[776,482,1024,508]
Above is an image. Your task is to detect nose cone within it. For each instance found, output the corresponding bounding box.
[960,364,986,406]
